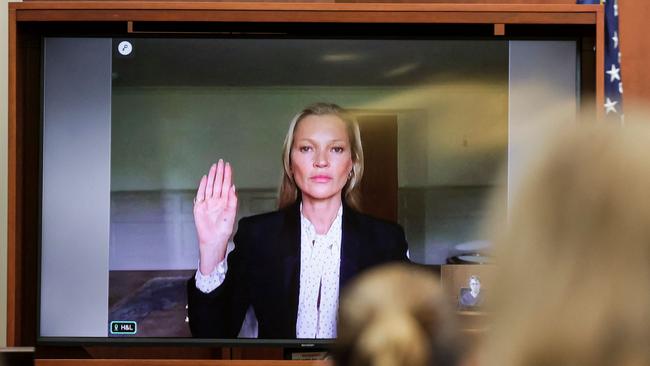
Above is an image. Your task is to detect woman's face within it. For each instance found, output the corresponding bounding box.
[291,114,354,205]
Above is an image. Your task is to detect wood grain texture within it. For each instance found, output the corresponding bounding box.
[13,9,598,23]
[22,0,577,3]
[7,2,599,11]
[619,1,650,106]
[595,3,604,119]
[35,360,332,366]
[494,22,505,35]
[9,3,601,28]
[8,3,602,25]
[337,0,575,3]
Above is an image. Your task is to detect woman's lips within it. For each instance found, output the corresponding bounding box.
[310,175,332,183]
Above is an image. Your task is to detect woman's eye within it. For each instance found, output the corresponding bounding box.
[299,146,312,153]
[332,146,345,153]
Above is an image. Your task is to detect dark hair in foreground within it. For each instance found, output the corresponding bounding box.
[481,121,650,366]
[334,263,461,366]
[278,102,364,210]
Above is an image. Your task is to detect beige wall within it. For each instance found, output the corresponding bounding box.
[1,0,11,349]
[111,84,507,191]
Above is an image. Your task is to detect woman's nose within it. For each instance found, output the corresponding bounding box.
[313,150,329,168]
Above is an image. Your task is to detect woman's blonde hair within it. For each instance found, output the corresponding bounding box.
[277,103,364,210]
[335,263,460,366]
[482,122,650,366]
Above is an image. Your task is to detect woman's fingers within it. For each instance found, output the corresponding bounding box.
[197,159,233,205]
[213,159,225,198]
[227,184,238,213]
[221,162,232,199]
[205,162,217,200]
[205,159,221,198]
[195,174,207,203]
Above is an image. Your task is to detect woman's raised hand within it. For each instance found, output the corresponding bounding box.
[194,159,238,275]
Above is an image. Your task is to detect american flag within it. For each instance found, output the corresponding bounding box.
[578,0,623,122]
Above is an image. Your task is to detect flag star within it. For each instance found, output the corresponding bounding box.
[614,0,618,16]
[604,98,618,114]
[612,31,619,49]
[606,64,621,82]
[619,82,623,94]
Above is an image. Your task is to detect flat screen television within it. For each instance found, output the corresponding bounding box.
[37,26,580,346]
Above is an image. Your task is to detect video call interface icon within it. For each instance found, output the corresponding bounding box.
[117,41,133,56]
[110,321,137,335]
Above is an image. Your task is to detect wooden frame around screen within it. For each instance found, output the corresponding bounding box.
[33,360,330,366]
[12,2,599,23]
[7,2,603,361]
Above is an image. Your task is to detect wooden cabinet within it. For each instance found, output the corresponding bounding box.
[7,2,603,364]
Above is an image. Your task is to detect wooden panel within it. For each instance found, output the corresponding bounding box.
[339,0,575,3]
[35,360,331,366]
[620,2,650,106]
[7,2,599,11]
[25,0,577,3]
[7,22,42,347]
[4,9,42,348]
[50,345,281,361]
[9,3,600,25]
[232,347,284,360]
[14,9,596,24]
[494,22,505,35]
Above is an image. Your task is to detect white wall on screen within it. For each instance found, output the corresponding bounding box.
[508,40,579,205]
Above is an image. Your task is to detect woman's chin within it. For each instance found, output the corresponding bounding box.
[301,189,343,203]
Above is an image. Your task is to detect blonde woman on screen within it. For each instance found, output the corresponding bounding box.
[481,121,650,366]
[187,103,409,339]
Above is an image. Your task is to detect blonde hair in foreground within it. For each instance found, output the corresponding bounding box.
[278,103,364,210]
[482,121,650,366]
[335,263,460,366]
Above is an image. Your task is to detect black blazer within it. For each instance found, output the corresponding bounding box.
[186,202,409,339]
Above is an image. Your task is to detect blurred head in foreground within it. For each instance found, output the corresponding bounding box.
[335,263,461,366]
[482,121,650,366]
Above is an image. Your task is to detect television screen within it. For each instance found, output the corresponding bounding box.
[38,33,578,343]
